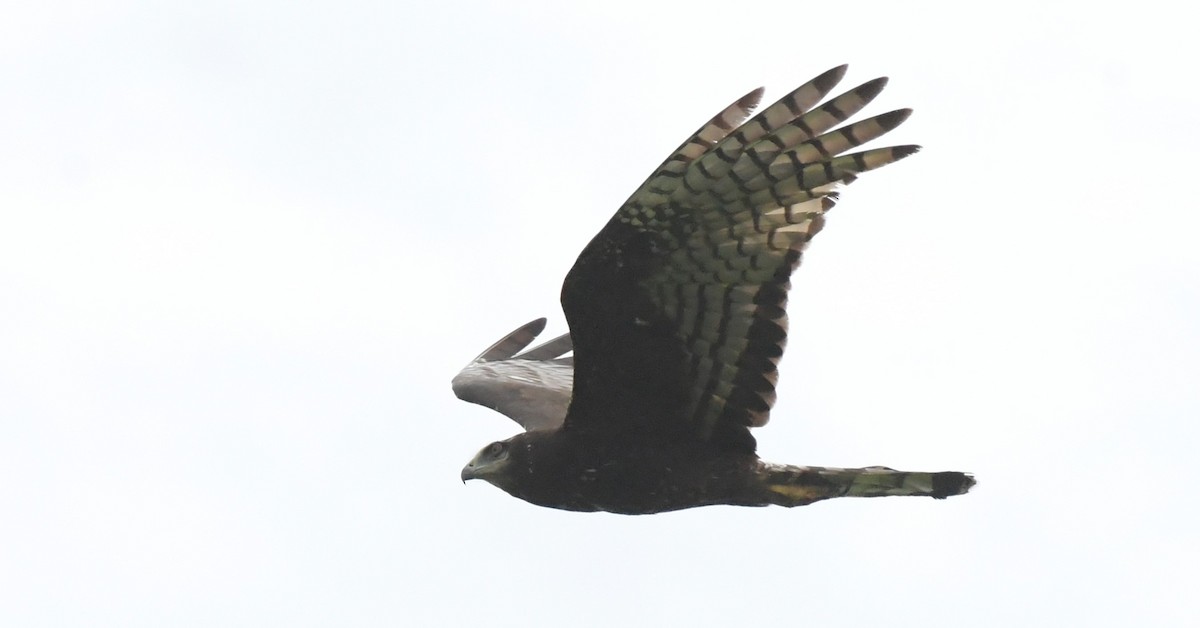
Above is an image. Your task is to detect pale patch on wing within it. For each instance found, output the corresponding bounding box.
[452,318,574,432]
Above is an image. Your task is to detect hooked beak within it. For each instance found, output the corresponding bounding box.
[461,464,477,484]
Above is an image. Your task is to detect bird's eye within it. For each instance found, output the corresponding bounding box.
[486,442,506,457]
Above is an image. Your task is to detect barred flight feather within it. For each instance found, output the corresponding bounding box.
[562,65,918,443]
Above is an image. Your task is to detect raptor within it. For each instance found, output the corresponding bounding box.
[453,65,974,514]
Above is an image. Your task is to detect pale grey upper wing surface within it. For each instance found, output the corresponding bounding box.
[451,318,574,432]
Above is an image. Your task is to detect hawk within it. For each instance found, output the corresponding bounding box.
[453,66,975,514]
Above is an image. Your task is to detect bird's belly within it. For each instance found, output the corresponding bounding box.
[526,454,760,515]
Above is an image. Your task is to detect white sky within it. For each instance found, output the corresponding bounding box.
[2,1,1198,626]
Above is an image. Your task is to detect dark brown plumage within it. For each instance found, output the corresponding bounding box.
[456,66,974,514]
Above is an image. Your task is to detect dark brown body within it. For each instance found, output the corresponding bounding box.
[481,430,765,514]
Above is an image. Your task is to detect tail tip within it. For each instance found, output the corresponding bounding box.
[930,471,976,499]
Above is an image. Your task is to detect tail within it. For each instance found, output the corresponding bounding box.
[757,462,975,507]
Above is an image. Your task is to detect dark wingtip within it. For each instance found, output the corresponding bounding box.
[853,76,890,102]
[876,108,913,131]
[738,87,766,115]
[816,64,850,91]
[893,144,922,160]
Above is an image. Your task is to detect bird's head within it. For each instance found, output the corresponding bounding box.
[461,431,567,505]
[461,438,516,486]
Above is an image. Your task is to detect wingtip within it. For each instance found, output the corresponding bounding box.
[876,108,913,131]
[811,64,849,93]
[854,76,890,101]
[473,318,549,363]
[738,87,766,115]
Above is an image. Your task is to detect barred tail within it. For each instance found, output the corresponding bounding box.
[758,462,975,507]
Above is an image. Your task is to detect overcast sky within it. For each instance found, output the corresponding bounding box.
[2,1,1197,626]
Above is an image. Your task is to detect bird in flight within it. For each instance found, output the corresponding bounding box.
[453,65,974,514]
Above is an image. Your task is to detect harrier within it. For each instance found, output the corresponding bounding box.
[453,66,974,514]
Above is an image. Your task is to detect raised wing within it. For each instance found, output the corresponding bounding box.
[451,318,574,432]
[561,65,917,450]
